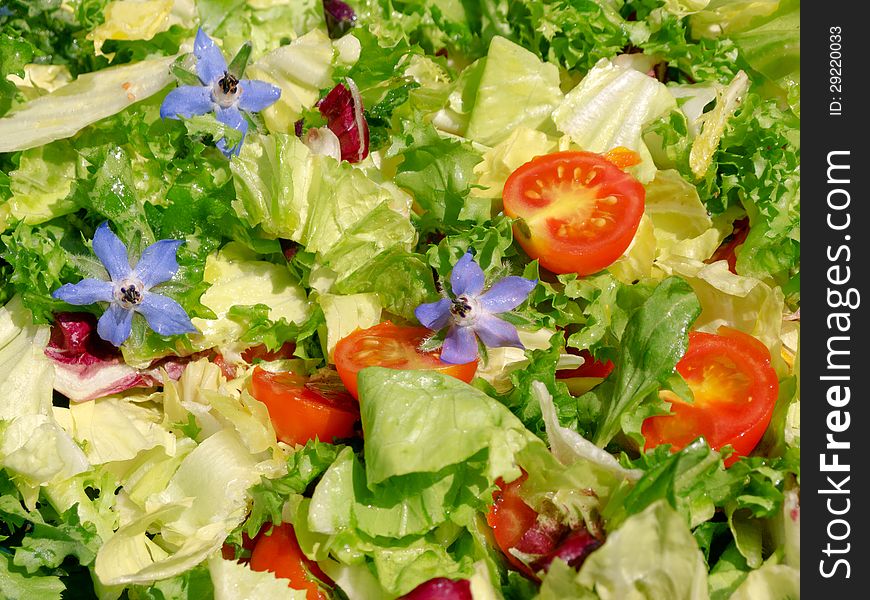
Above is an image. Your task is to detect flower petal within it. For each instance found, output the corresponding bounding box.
[134,239,184,288]
[97,303,134,347]
[237,79,281,113]
[415,298,452,331]
[159,85,213,119]
[136,293,197,337]
[92,222,131,282]
[194,28,227,84]
[479,276,538,313]
[473,314,523,350]
[215,105,249,157]
[440,325,478,364]
[450,252,485,297]
[52,279,114,305]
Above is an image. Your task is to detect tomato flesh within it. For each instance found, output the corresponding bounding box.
[333,322,478,399]
[503,151,645,276]
[556,349,615,379]
[250,367,359,446]
[249,523,329,600]
[642,327,779,466]
[486,474,539,576]
[708,218,750,273]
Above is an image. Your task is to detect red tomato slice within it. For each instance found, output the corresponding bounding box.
[556,349,615,379]
[249,367,359,446]
[708,218,750,273]
[642,327,779,466]
[503,151,645,276]
[333,322,478,399]
[486,474,540,577]
[249,523,329,600]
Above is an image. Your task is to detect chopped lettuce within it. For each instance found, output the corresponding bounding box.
[247,29,360,133]
[88,0,181,58]
[592,277,701,447]
[0,55,176,153]
[94,429,264,586]
[357,368,536,485]
[465,36,563,147]
[208,553,307,600]
[552,59,676,182]
[318,292,382,360]
[189,242,311,357]
[0,140,78,231]
[578,500,710,599]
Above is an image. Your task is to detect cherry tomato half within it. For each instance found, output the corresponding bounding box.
[333,322,478,399]
[503,151,645,276]
[249,523,329,600]
[642,327,779,466]
[249,367,359,446]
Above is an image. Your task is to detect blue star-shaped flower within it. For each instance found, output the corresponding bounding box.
[52,223,197,347]
[159,29,281,157]
[415,252,538,364]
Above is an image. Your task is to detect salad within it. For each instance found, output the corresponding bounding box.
[0,1,800,599]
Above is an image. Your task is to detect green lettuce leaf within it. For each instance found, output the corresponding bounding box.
[592,276,701,447]
[0,55,175,153]
[189,242,311,356]
[94,429,265,586]
[208,553,307,600]
[0,139,78,231]
[127,564,215,600]
[247,28,359,133]
[0,553,64,600]
[357,367,536,485]
[385,117,483,229]
[230,439,344,551]
[577,500,709,599]
[553,58,676,182]
[464,36,563,147]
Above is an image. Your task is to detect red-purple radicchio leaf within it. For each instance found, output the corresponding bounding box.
[46,312,163,402]
[322,0,356,39]
[317,79,369,163]
[398,578,472,600]
[529,528,603,574]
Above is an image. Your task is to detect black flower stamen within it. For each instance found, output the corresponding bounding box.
[120,285,142,305]
[450,296,472,318]
[218,72,239,95]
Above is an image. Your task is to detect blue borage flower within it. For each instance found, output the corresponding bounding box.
[415,252,537,364]
[52,223,197,347]
[159,29,281,157]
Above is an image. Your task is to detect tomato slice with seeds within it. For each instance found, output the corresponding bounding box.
[333,322,478,399]
[642,327,779,466]
[249,367,359,446]
[503,151,645,276]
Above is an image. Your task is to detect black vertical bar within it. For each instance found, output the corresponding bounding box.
[803,3,868,597]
